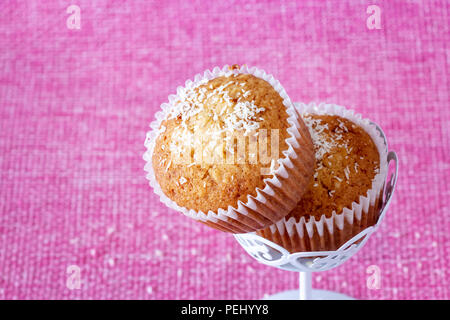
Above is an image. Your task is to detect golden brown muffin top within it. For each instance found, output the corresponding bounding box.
[152,74,290,213]
[287,114,380,220]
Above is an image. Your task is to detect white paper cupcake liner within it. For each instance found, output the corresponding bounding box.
[143,65,315,233]
[257,102,388,251]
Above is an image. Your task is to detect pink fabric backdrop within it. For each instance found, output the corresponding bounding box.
[0,0,448,300]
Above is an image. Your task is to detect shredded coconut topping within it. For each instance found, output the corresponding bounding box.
[163,77,267,160]
[344,166,350,180]
[179,177,187,185]
[303,116,348,162]
[223,101,265,135]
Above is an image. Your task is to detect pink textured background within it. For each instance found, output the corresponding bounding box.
[0,0,449,300]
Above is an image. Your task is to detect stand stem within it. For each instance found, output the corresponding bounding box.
[299,272,312,300]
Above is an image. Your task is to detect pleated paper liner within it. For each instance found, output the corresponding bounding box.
[143,66,315,233]
[256,102,388,251]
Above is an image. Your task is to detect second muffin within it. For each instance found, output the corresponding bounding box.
[256,103,388,252]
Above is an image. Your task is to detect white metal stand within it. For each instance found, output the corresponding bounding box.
[264,272,353,300]
[234,122,398,300]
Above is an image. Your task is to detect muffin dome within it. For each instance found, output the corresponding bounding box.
[288,114,380,221]
[152,74,291,213]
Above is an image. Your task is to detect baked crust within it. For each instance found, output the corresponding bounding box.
[287,114,380,220]
[152,74,290,213]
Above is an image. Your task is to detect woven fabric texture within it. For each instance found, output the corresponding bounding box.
[0,0,448,299]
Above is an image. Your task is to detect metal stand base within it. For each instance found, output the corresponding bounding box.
[263,289,354,300]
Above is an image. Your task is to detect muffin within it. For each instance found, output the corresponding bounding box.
[256,103,388,252]
[144,66,315,233]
